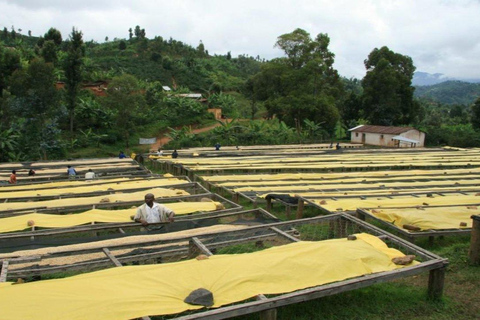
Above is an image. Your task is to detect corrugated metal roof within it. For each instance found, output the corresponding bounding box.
[349,125,416,135]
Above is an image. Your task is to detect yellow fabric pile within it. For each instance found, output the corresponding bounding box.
[0,233,415,319]
[366,206,475,231]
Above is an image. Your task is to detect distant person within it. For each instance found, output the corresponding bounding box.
[85,169,96,180]
[8,170,17,184]
[336,142,341,150]
[214,142,221,151]
[118,151,126,159]
[157,149,163,156]
[172,150,178,159]
[67,165,77,178]
[28,169,36,176]
[329,142,333,148]
[134,193,175,227]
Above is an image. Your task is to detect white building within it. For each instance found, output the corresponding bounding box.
[349,125,425,148]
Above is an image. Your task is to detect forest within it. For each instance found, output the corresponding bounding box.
[1,25,480,161]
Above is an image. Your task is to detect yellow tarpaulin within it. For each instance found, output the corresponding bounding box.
[201,167,480,183]
[0,187,189,212]
[0,177,138,191]
[365,206,475,231]
[312,193,480,211]
[0,233,415,320]
[0,177,187,199]
[0,202,222,233]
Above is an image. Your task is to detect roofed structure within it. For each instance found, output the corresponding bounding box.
[349,125,425,147]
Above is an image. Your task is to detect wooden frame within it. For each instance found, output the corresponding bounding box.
[0,182,211,217]
[0,193,244,242]
[354,206,474,242]
[0,208,280,278]
[1,213,448,320]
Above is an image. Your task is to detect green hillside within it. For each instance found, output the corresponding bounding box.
[414,81,480,105]
[2,26,480,161]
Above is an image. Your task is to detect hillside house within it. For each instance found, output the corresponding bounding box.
[349,125,425,148]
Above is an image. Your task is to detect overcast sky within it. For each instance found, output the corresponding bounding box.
[1,0,479,80]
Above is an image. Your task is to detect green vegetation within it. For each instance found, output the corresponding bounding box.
[1,26,480,161]
[415,81,480,105]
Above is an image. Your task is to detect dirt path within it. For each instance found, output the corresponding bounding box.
[149,121,227,151]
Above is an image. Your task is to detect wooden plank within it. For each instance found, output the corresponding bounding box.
[189,237,213,258]
[0,260,9,282]
[102,248,122,267]
[269,227,300,242]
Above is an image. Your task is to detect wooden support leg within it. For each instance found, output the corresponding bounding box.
[427,267,446,300]
[256,294,277,320]
[469,215,480,265]
[296,199,304,220]
[356,210,366,221]
[0,260,9,282]
[233,192,240,204]
[266,198,272,211]
[285,205,291,219]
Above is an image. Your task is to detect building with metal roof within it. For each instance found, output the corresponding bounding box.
[349,125,425,147]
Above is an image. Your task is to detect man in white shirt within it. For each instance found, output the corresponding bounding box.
[85,169,96,180]
[134,193,175,226]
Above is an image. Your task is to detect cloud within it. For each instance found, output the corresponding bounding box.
[1,0,479,79]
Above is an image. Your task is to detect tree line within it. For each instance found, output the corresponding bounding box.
[1,26,480,162]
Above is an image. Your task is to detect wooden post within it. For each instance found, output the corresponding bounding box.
[356,210,366,221]
[256,294,277,320]
[469,215,480,265]
[296,198,304,219]
[427,267,446,300]
[233,192,240,204]
[30,226,35,241]
[285,205,291,220]
[0,260,9,282]
[266,197,272,211]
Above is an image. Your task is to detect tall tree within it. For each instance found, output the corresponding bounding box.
[361,46,419,125]
[471,97,480,131]
[102,74,146,148]
[134,25,141,38]
[40,40,58,64]
[9,58,60,159]
[0,43,21,98]
[63,27,85,134]
[44,28,62,46]
[250,28,343,134]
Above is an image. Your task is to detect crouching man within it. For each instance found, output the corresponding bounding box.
[134,193,175,227]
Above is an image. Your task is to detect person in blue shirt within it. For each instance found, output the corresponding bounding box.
[67,165,77,178]
[118,151,126,159]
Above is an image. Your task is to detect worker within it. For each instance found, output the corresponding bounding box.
[133,193,175,227]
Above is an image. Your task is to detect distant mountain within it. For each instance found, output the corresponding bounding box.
[413,72,452,86]
[413,71,480,86]
[414,80,480,105]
